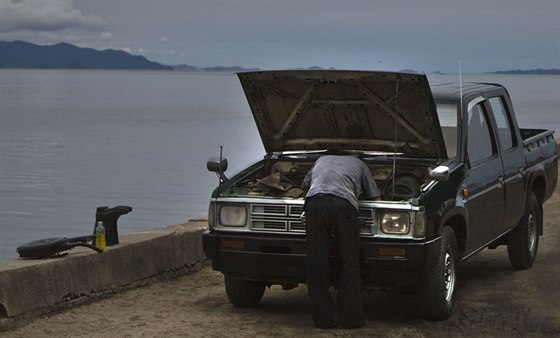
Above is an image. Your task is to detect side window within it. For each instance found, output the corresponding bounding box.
[467,103,495,164]
[488,97,515,150]
[435,102,458,158]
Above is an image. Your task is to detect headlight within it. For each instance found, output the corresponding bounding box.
[219,205,247,227]
[381,212,410,235]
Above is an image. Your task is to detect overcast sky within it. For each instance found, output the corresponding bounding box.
[0,0,558,72]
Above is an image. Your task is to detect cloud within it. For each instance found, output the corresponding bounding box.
[159,36,169,43]
[0,0,108,33]
[101,31,113,40]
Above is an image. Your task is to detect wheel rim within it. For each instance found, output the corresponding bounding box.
[527,212,537,255]
[444,249,456,303]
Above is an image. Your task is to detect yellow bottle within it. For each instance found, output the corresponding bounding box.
[95,221,106,251]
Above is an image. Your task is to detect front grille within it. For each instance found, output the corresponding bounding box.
[252,204,287,216]
[251,219,288,231]
[249,203,375,234]
[289,206,304,217]
[359,208,373,220]
[289,220,305,232]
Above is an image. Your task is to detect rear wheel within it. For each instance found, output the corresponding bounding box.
[507,192,540,270]
[224,275,266,307]
[420,226,458,320]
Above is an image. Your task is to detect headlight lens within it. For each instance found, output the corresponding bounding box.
[219,205,247,227]
[381,212,410,234]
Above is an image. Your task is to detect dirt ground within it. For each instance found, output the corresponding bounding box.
[2,171,559,337]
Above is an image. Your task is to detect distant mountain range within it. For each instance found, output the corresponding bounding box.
[489,69,560,75]
[173,64,259,72]
[0,40,258,72]
[1,40,558,74]
[0,40,172,70]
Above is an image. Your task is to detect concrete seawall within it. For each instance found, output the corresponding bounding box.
[0,220,208,318]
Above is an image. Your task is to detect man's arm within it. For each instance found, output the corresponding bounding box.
[361,162,381,201]
[301,168,312,191]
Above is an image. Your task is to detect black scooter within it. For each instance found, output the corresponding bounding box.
[16,206,132,258]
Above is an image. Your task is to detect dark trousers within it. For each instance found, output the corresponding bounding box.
[305,194,363,328]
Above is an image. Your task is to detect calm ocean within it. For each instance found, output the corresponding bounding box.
[1,70,559,260]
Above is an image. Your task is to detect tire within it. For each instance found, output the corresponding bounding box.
[420,226,458,320]
[507,192,540,270]
[224,275,266,307]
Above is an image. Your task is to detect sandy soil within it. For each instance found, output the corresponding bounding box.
[2,171,559,337]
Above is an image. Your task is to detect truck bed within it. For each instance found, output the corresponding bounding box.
[521,128,558,202]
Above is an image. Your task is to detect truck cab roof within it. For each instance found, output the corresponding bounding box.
[429,81,507,102]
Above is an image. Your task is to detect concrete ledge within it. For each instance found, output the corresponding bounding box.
[0,220,208,318]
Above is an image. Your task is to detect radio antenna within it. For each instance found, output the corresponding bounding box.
[391,78,400,200]
[459,58,463,118]
[218,145,223,191]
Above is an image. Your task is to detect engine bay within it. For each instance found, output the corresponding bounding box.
[223,155,433,201]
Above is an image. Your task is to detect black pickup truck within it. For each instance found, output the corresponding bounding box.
[203,71,558,320]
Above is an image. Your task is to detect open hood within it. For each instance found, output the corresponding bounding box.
[238,70,444,158]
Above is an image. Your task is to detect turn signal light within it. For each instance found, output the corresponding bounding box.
[221,239,245,249]
[379,247,406,257]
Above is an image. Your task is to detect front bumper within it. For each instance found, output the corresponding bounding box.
[202,230,441,288]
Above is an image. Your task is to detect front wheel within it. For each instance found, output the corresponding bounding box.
[224,275,266,307]
[507,192,541,270]
[420,226,458,320]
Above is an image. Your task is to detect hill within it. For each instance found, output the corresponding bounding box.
[490,68,559,75]
[0,41,172,70]
[172,64,259,72]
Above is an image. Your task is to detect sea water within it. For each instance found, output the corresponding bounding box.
[1,70,559,259]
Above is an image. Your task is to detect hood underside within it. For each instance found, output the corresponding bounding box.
[238,70,443,158]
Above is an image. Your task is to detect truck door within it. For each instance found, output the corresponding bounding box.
[464,98,506,254]
[486,95,526,230]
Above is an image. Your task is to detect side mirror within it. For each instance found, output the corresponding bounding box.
[429,165,450,181]
[207,156,228,182]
